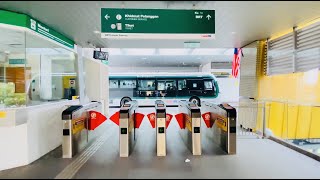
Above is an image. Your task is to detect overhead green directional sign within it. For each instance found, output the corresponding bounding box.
[101,8,215,39]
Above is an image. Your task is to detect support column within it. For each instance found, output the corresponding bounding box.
[76,45,86,105]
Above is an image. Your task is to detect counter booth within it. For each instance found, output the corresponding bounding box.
[0,9,80,170]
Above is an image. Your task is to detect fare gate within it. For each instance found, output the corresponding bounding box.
[178,100,202,155]
[119,100,139,157]
[201,101,237,154]
[155,100,166,156]
[62,101,106,158]
[61,98,237,159]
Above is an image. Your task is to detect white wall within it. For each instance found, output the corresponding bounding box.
[215,78,239,103]
[0,124,28,171]
[0,100,79,171]
[201,62,211,72]
[202,67,239,103]
[82,48,109,116]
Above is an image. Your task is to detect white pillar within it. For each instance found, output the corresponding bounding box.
[40,55,52,100]
[76,46,86,105]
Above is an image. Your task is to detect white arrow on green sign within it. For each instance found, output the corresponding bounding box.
[101,8,215,39]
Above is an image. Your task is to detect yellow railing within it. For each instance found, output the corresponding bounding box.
[264,101,320,140]
[236,99,320,140]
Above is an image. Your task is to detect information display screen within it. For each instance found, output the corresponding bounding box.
[93,50,108,60]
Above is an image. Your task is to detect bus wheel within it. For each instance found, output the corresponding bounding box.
[189,96,201,106]
[120,96,132,106]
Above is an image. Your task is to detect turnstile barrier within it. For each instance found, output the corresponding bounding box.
[155,100,166,156]
[62,101,106,158]
[119,100,139,157]
[201,101,237,154]
[177,100,202,155]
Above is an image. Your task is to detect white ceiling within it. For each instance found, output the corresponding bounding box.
[2,1,320,68]
[0,27,25,54]
[1,1,320,49]
[108,54,231,67]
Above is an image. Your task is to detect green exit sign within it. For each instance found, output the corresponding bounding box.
[101,8,215,39]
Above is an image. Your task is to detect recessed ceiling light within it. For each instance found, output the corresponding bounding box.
[93,30,100,34]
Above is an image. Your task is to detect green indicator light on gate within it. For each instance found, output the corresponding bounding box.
[158,127,164,134]
[121,128,127,134]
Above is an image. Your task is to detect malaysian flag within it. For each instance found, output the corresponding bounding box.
[231,48,242,78]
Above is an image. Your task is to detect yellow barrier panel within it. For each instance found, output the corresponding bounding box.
[215,115,227,132]
[265,102,271,129]
[282,104,298,139]
[255,103,264,132]
[310,107,320,139]
[295,106,312,139]
[72,116,86,134]
[263,102,320,139]
[268,102,285,138]
[185,114,192,132]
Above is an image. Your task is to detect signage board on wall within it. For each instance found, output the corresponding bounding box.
[27,17,75,49]
[0,10,75,49]
[101,8,215,39]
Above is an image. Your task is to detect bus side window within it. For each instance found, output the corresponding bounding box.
[204,81,213,90]
[187,80,203,90]
[109,80,119,88]
[178,80,186,90]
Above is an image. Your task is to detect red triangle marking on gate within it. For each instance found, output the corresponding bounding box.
[135,112,145,128]
[109,111,119,126]
[166,113,173,128]
[202,112,213,128]
[147,112,156,128]
[175,113,185,129]
[88,111,107,130]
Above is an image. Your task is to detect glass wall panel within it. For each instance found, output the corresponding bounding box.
[25,31,77,106]
[0,26,26,108]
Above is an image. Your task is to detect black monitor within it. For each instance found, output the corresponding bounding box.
[93,50,108,60]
